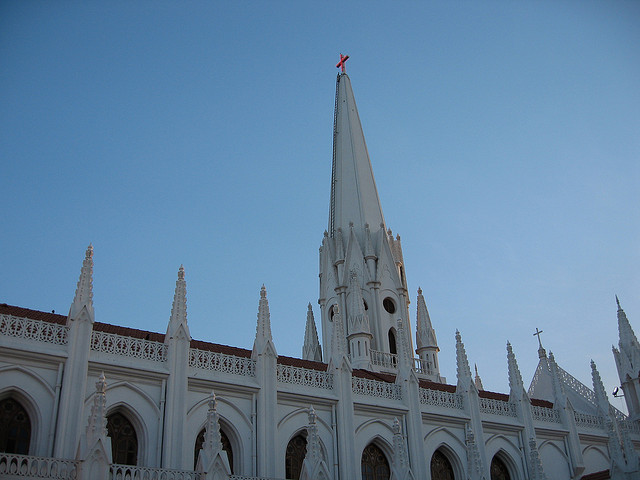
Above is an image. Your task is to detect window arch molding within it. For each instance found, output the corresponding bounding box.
[429,444,464,480]
[360,438,392,480]
[485,435,524,480]
[0,393,35,455]
[490,450,520,480]
[0,366,55,456]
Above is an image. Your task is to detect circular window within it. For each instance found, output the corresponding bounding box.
[383,297,396,314]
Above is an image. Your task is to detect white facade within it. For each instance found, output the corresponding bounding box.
[1,72,639,480]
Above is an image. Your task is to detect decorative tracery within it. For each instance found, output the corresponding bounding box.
[430,449,454,480]
[106,412,138,465]
[285,434,307,480]
[0,398,31,454]
[361,443,390,480]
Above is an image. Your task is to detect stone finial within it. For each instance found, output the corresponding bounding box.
[203,391,223,454]
[256,285,273,341]
[416,288,437,350]
[302,303,322,362]
[507,342,524,394]
[616,296,640,351]
[465,424,484,480]
[391,417,409,476]
[306,406,321,463]
[474,364,484,391]
[548,352,566,400]
[86,372,108,445]
[455,330,472,389]
[167,265,189,340]
[68,244,95,322]
[528,438,548,480]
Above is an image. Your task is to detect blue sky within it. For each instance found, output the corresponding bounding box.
[1,1,639,408]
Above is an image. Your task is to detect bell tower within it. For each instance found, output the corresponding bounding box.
[319,70,413,373]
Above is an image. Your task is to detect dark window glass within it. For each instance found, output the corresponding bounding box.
[106,412,138,465]
[0,398,31,454]
[490,456,511,480]
[382,298,396,314]
[361,443,390,480]
[285,434,307,480]
[430,449,455,480]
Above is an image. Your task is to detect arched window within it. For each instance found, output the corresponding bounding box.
[285,434,307,480]
[490,455,511,480]
[0,398,31,454]
[388,329,397,355]
[106,412,138,465]
[430,449,454,480]
[361,443,390,480]
[194,428,234,473]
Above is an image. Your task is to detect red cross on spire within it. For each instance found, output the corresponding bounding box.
[336,54,350,73]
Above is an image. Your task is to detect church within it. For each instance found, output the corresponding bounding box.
[1,64,639,480]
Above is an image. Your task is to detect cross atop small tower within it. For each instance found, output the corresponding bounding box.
[533,328,544,349]
[534,327,547,358]
[336,54,350,73]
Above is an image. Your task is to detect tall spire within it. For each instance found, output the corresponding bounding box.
[302,303,322,362]
[415,288,437,350]
[329,73,385,238]
[616,296,639,351]
[68,244,95,322]
[166,265,189,339]
[590,360,611,418]
[474,364,484,391]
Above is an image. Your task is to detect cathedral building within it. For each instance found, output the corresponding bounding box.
[1,69,639,480]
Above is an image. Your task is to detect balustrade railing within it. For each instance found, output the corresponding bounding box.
[277,364,333,389]
[0,453,78,479]
[189,348,256,377]
[91,331,167,362]
[419,388,463,409]
[413,357,434,375]
[110,464,201,480]
[352,377,402,400]
[573,411,604,430]
[0,314,69,346]
[479,397,517,417]
[531,405,561,423]
[369,349,398,370]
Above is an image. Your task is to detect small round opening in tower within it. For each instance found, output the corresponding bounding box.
[382,297,396,314]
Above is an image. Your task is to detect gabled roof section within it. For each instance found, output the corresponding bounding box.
[329,73,385,239]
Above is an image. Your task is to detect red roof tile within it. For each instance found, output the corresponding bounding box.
[581,469,610,480]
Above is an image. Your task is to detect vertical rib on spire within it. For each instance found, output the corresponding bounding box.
[303,303,322,362]
[166,265,189,339]
[456,330,472,389]
[416,288,437,350]
[68,244,94,322]
[507,342,524,394]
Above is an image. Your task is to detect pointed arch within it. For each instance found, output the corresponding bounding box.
[361,442,390,480]
[430,448,455,480]
[106,410,138,465]
[0,397,31,454]
[285,433,307,480]
[489,449,520,480]
[355,418,395,437]
[485,435,523,480]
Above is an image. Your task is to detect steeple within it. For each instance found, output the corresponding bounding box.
[329,73,385,239]
[415,288,440,380]
[507,342,525,399]
[455,330,473,391]
[68,244,94,323]
[611,297,640,421]
[302,303,322,362]
[166,265,189,340]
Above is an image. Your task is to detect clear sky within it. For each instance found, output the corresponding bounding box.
[1,1,639,409]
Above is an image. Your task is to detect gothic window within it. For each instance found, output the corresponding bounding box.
[0,398,31,454]
[106,412,138,465]
[388,329,397,355]
[194,427,234,473]
[285,434,307,480]
[361,443,390,480]
[430,449,454,480]
[490,456,511,480]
